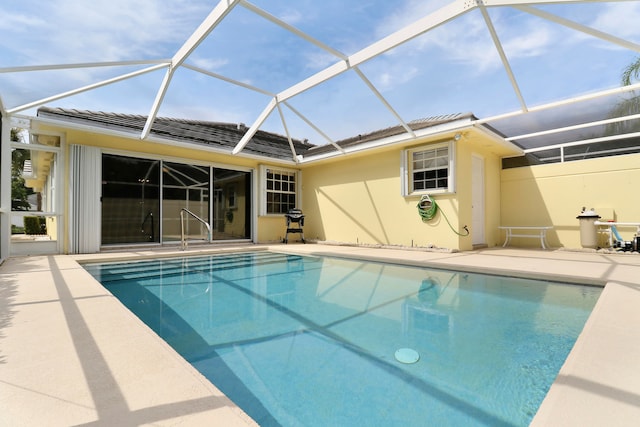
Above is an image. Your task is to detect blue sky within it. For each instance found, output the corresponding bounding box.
[1,0,640,144]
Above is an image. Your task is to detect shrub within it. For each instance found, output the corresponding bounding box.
[24,216,47,235]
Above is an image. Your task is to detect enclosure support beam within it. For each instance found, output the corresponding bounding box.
[142,0,242,140]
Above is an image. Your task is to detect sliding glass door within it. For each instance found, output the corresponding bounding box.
[162,162,210,242]
[102,154,160,244]
[101,154,251,246]
[212,167,251,240]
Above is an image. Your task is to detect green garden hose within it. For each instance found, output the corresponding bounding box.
[417,196,438,221]
[417,196,470,236]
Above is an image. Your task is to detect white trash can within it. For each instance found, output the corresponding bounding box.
[576,208,600,249]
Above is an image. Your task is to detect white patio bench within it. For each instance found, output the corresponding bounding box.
[499,226,553,249]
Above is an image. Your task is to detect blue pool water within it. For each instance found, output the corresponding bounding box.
[84,251,601,426]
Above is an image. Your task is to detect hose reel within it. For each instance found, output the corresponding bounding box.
[416,195,469,236]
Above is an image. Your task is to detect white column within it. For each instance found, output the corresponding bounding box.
[0,117,12,260]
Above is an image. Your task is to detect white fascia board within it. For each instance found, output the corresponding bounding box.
[30,116,299,166]
[299,119,477,164]
[471,123,524,155]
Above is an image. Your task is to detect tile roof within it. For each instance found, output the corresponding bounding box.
[37,107,315,161]
[307,113,476,155]
[36,107,476,161]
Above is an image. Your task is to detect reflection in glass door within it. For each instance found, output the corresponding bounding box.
[101,154,160,244]
[212,168,250,240]
[162,162,210,242]
[101,154,251,246]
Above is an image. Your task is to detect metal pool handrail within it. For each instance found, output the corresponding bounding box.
[180,208,212,250]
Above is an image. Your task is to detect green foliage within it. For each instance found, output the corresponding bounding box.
[11,225,25,234]
[11,128,34,211]
[606,57,640,135]
[24,216,47,235]
[622,56,640,86]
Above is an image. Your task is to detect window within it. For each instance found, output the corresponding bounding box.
[402,141,455,196]
[261,166,299,215]
[9,130,63,252]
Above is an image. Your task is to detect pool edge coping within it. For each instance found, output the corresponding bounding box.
[3,244,639,426]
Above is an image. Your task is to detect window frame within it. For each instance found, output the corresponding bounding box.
[401,140,456,196]
[259,165,301,216]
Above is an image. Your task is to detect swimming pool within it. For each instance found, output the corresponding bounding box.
[84,250,601,426]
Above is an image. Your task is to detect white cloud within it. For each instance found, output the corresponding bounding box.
[376,66,419,91]
[279,9,304,25]
[189,57,230,71]
[5,0,211,64]
[500,23,553,60]
[3,0,638,137]
[590,2,640,40]
[0,10,46,30]
[374,0,446,39]
[304,51,338,70]
[376,6,558,74]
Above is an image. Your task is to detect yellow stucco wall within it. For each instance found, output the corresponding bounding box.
[301,132,505,251]
[501,152,640,248]
[61,129,259,169]
[454,135,504,250]
[36,125,294,248]
[23,118,640,254]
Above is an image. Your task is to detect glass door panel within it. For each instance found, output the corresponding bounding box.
[162,162,210,242]
[101,154,160,244]
[212,168,250,240]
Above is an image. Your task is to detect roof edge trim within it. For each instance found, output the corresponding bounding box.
[299,117,479,163]
[30,115,299,166]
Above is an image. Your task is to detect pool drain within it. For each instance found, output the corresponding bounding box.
[394,348,420,364]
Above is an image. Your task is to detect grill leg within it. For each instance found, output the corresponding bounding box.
[284,227,304,243]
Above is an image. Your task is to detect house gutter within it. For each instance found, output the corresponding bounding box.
[27,114,300,167]
[298,119,522,164]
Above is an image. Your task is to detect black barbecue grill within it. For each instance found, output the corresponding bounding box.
[284,209,305,244]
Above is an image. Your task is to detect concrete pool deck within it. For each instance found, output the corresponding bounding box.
[1,244,639,426]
